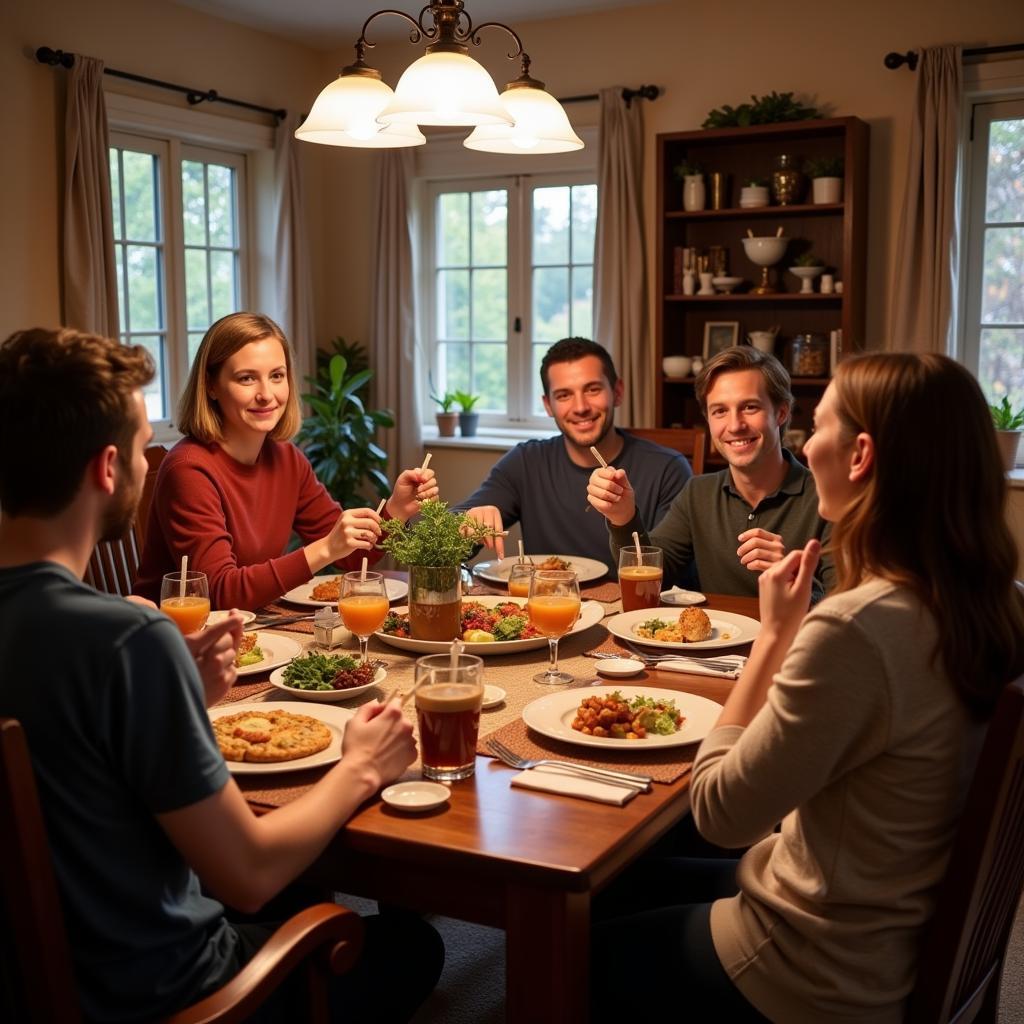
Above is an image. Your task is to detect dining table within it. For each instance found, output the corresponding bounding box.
[222,581,759,1024]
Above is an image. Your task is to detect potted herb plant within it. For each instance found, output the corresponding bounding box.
[453,390,481,437]
[739,177,770,209]
[990,396,1024,472]
[380,499,493,641]
[805,156,845,204]
[432,391,459,437]
[673,159,705,211]
[789,252,825,293]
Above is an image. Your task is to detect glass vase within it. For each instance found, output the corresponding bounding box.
[408,565,462,642]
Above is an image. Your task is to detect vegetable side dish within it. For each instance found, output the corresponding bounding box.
[281,652,376,691]
[381,600,542,643]
[571,691,684,740]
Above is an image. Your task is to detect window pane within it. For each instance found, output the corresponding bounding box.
[571,265,594,339]
[122,151,158,241]
[981,227,1024,325]
[109,151,122,236]
[438,193,469,266]
[114,244,126,334]
[472,269,506,340]
[532,343,548,416]
[986,119,1024,224]
[188,332,205,368]
[209,250,236,321]
[134,335,166,420]
[438,341,470,395]
[182,160,207,246]
[979,327,1024,410]
[126,245,161,330]
[207,164,235,246]
[185,248,210,331]
[533,266,569,342]
[471,190,507,266]
[571,184,598,263]
[437,269,469,340]
[533,186,570,265]
[474,343,507,412]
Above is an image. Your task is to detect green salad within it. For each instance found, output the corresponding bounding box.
[282,652,364,691]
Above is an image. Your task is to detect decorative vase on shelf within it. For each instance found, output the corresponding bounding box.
[683,174,706,212]
[811,176,843,204]
[682,269,696,296]
[771,154,804,206]
[697,272,714,296]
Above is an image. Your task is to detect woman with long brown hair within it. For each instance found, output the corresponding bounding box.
[591,353,1024,1022]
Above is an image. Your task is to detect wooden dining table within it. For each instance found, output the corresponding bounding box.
[237,589,758,1024]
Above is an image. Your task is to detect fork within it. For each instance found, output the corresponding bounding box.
[623,642,746,670]
[486,739,652,791]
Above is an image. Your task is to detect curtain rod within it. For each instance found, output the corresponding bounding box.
[884,42,1024,71]
[35,46,286,121]
[560,84,660,107]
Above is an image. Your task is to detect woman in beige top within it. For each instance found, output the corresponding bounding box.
[591,354,1024,1023]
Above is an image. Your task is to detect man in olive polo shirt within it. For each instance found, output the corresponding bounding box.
[587,346,833,601]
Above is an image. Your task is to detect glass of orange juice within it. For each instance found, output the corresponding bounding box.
[507,562,535,599]
[160,571,211,634]
[526,569,581,685]
[339,571,390,665]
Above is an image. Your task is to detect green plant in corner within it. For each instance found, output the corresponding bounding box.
[452,390,481,412]
[379,498,495,567]
[431,391,457,413]
[297,353,394,508]
[990,396,1024,431]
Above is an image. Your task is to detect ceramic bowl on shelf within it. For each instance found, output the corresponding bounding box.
[711,276,743,293]
[741,236,789,266]
[662,355,693,378]
[789,266,824,294]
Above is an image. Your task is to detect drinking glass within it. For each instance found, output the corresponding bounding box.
[160,571,210,633]
[526,570,581,685]
[618,546,664,612]
[414,653,484,781]
[507,562,535,599]
[339,571,389,665]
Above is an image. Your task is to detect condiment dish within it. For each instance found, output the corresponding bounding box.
[595,658,646,678]
[382,781,450,812]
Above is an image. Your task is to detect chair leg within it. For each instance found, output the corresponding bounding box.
[305,962,332,1024]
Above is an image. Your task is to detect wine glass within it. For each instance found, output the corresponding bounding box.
[339,571,389,665]
[526,569,581,685]
[160,571,210,634]
[507,562,535,599]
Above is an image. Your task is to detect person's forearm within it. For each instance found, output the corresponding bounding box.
[714,629,791,728]
[304,537,335,575]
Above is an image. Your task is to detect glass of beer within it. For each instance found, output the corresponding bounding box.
[526,569,581,685]
[507,562,535,599]
[160,571,210,633]
[414,652,485,781]
[618,546,664,612]
[339,571,389,665]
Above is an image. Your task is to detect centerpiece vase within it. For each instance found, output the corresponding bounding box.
[408,564,462,642]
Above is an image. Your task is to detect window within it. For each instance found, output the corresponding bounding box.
[109,131,248,427]
[423,173,597,428]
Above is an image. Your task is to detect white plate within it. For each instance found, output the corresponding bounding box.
[595,658,646,678]
[472,555,609,585]
[381,781,450,812]
[482,685,506,709]
[235,632,305,676]
[208,609,256,626]
[522,686,722,750]
[375,596,605,655]
[267,664,386,703]
[606,608,760,651]
[209,701,353,774]
[281,577,408,607]
[659,588,707,607]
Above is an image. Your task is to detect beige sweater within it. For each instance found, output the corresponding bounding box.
[690,578,984,1023]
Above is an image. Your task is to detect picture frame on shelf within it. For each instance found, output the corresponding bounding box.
[702,321,740,360]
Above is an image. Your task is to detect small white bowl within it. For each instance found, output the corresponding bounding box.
[208,609,256,627]
[712,276,743,293]
[382,781,450,812]
[660,587,707,607]
[595,658,646,678]
[482,685,506,709]
[662,355,693,378]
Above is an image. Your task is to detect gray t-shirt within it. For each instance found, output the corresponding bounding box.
[454,430,692,572]
[0,562,233,1022]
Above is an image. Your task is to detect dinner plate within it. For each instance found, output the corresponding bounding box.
[208,701,353,774]
[605,608,761,651]
[208,609,256,627]
[267,664,386,703]
[375,596,605,655]
[281,577,408,607]
[659,588,707,607]
[235,632,305,676]
[472,555,609,585]
[522,686,722,750]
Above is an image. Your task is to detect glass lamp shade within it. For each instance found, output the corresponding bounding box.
[379,51,512,127]
[464,84,584,153]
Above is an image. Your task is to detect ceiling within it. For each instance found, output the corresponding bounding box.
[173,0,655,50]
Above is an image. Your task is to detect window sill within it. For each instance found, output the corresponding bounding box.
[420,425,552,452]
[1008,470,1024,489]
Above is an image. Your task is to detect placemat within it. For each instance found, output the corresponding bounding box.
[222,680,276,703]
[254,604,316,634]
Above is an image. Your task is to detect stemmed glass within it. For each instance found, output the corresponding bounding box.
[507,562,535,599]
[526,569,581,685]
[159,571,210,634]
[338,571,389,665]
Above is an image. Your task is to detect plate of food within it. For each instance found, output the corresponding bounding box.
[208,609,257,627]
[605,607,760,651]
[234,632,305,676]
[523,686,722,750]
[471,555,609,586]
[281,576,408,607]
[267,652,386,703]
[208,701,353,774]
[376,595,605,655]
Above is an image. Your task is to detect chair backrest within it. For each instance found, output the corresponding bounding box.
[84,445,166,597]
[0,718,83,1023]
[624,427,706,476]
[907,676,1024,1023]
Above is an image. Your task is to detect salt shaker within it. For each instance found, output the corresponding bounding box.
[313,607,350,649]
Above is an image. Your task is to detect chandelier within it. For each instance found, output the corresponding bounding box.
[295,0,584,153]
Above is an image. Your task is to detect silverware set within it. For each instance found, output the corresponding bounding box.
[486,738,652,792]
[253,613,315,628]
[591,648,746,673]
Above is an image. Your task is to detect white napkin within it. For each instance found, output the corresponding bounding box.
[510,765,641,806]
[656,655,746,679]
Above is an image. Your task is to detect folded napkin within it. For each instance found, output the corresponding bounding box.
[656,655,746,679]
[510,764,640,806]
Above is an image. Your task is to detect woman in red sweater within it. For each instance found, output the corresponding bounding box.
[134,312,437,610]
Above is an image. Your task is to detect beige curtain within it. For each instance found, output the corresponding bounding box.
[63,56,118,337]
[594,87,651,425]
[273,115,315,390]
[890,45,963,353]
[371,149,421,478]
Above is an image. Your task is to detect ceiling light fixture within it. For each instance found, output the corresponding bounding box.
[295,0,583,154]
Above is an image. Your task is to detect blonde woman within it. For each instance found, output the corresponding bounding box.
[135,313,436,610]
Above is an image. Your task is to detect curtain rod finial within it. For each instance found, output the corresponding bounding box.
[884,50,919,71]
[36,46,74,68]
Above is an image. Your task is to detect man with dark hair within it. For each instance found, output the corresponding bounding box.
[455,337,691,570]
[0,327,442,1022]
[588,346,834,600]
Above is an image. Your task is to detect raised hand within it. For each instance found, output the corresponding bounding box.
[341,698,417,789]
[757,539,821,646]
[586,466,636,526]
[184,612,244,708]
[736,527,787,573]
[387,468,439,520]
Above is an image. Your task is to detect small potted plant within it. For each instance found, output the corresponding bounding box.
[432,391,458,437]
[804,156,844,204]
[739,176,770,209]
[990,396,1024,472]
[673,159,705,211]
[789,252,825,294]
[453,390,481,437]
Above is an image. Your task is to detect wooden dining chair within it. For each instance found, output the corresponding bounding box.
[0,716,364,1024]
[906,676,1024,1023]
[623,427,706,476]
[84,444,166,597]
